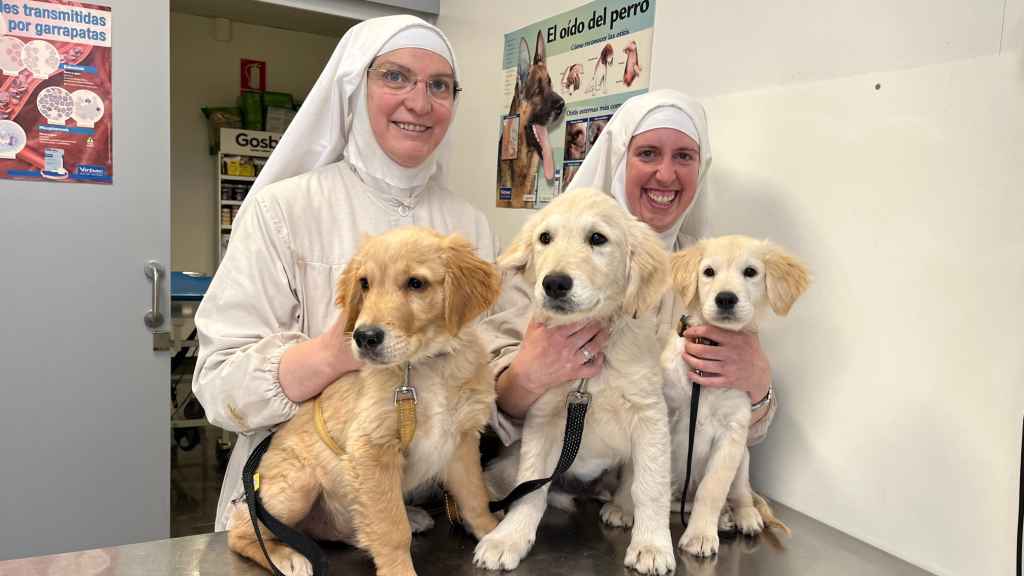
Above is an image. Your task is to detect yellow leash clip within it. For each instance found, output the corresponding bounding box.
[394,362,417,452]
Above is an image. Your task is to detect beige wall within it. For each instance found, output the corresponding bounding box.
[170,12,344,274]
[438,2,1024,576]
[437,0,1018,246]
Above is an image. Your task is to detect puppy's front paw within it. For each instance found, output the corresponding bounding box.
[270,549,313,576]
[473,525,534,571]
[732,505,764,536]
[599,502,634,528]
[679,524,719,557]
[406,505,434,534]
[679,553,718,576]
[625,534,676,575]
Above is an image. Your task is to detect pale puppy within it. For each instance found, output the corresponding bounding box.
[661,235,809,557]
[474,188,676,576]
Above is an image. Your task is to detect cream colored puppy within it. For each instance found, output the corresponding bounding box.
[474,188,675,575]
[662,235,809,557]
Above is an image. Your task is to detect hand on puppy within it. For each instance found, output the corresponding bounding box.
[497,320,607,419]
[278,316,364,403]
[681,324,771,405]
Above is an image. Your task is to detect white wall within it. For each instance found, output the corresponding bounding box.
[704,53,1024,576]
[1007,0,1024,52]
[438,2,1024,575]
[438,0,1018,245]
[171,12,345,275]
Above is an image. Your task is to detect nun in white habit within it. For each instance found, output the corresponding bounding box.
[193,15,498,531]
[483,89,776,451]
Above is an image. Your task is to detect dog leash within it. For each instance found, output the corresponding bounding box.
[486,379,592,514]
[678,315,717,516]
[241,363,419,576]
[242,433,329,576]
[1017,415,1023,576]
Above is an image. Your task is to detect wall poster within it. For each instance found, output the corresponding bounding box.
[0,0,112,184]
[496,0,655,209]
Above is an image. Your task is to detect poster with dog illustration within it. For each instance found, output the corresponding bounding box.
[496,0,655,209]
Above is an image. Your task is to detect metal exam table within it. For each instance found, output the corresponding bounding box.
[0,500,934,575]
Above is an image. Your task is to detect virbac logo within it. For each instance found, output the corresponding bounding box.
[235,132,278,151]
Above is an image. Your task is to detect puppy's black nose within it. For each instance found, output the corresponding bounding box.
[353,326,385,350]
[715,291,739,311]
[542,273,573,299]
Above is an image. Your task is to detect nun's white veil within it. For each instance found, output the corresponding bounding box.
[250,15,460,200]
[565,89,711,248]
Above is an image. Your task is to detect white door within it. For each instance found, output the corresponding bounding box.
[0,0,170,560]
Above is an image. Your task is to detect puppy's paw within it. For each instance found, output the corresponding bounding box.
[406,505,434,534]
[473,526,534,571]
[717,506,736,533]
[679,525,719,557]
[679,553,718,576]
[624,534,676,575]
[270,549,313,576]
[599,502,634,528]
[733,505,764,536]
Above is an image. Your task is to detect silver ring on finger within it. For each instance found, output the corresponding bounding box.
[695,368,705,377]
[581,348,594,364]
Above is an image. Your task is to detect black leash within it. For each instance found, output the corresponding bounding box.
[682,380,701,514]
[678,315,715,520]
[1017,415,1023,576]
[242,433,329,576]
[489,382,591,513]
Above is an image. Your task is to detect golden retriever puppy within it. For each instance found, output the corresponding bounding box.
[474,188,676,575]
[661,235,809,557]
[228,227,501,576]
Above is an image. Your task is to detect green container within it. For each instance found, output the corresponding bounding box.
[238,91,263,130]
[262,91,295,110]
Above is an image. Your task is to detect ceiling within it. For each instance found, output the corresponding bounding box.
[170,0,361,37]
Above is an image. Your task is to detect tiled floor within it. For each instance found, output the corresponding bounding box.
[170,358,230,538]
[171,425,228,537]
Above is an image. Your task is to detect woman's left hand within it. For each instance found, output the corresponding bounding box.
[681,324,771,404]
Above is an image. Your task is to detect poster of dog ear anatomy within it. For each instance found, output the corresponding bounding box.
[0,0,113,184]
[496,0,654,209]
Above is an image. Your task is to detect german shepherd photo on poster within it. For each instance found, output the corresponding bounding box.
[497,30,565,209]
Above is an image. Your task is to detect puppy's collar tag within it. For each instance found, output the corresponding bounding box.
[394,363,417,451]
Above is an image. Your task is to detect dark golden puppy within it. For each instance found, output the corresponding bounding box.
[229,227,501,576]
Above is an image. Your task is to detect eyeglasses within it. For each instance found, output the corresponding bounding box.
[366,67,461,103]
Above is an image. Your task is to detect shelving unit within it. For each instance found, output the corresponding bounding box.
[216,127,280,265]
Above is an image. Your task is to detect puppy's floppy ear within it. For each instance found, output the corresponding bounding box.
[444,235,502,335]
[496,214,538,276]
[763,242,810,316]
[335,254,365,335]
[670,243,704,311]
[623,218,671,315]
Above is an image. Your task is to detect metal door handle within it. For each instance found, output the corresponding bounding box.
[144,260,165,329]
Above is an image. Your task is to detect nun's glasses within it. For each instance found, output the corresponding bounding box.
[367,67,462,103]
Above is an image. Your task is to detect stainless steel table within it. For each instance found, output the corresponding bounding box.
[0,501,933,575]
